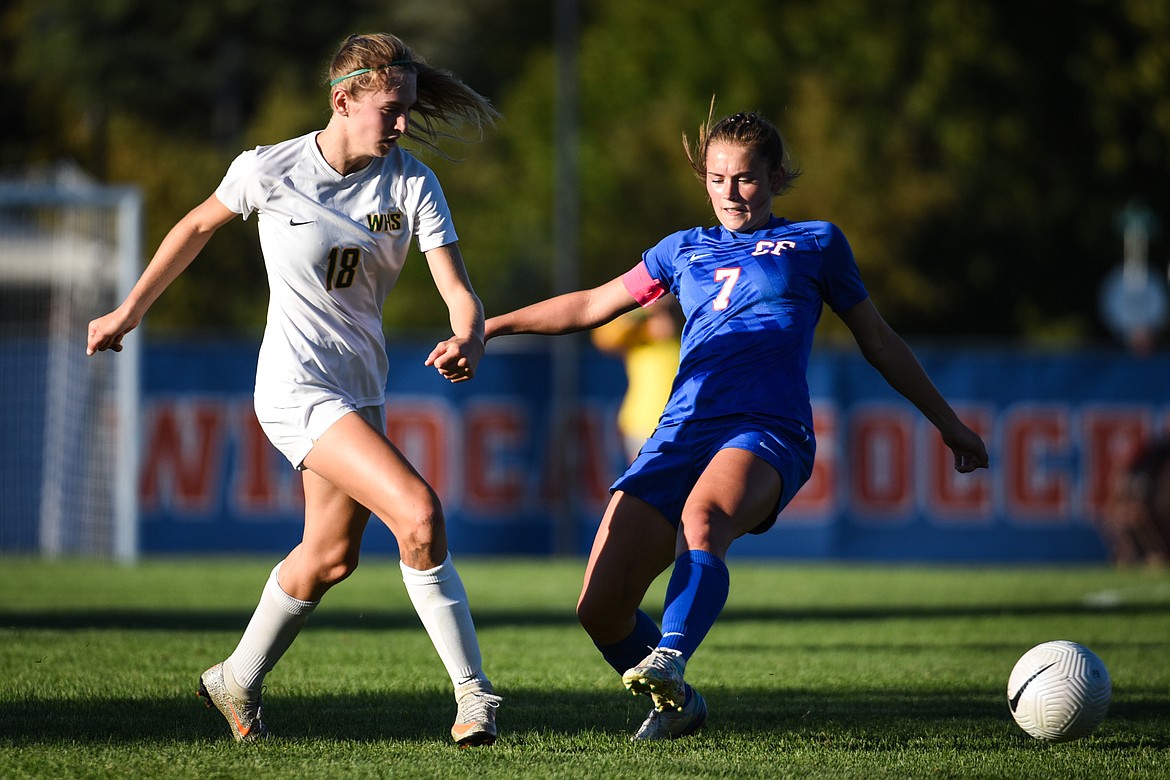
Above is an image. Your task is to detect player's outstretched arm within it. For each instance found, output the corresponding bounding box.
[423,242,486,383]
[485,276,640,341]
[838,298,989,473]
[86,195,236,356]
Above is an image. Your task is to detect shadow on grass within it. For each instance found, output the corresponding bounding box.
[2,684,1168,748]
[2,601,1168,632]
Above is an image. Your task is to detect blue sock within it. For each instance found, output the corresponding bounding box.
[595,610,662,674]
[658,550,730,661]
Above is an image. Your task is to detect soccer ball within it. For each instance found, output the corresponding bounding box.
[1007,640,1111,742]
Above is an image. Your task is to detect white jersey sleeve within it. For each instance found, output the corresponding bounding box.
[214,150,265,217]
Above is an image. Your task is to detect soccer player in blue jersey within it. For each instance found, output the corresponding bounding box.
[484,108,989,740]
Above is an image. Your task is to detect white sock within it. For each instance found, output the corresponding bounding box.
[400,553,490,697]
[223,562,317,699]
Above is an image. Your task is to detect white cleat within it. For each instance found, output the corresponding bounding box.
[622,647,687,711]
[632,687,708,741]
[197,662,269,742]
[451,688,502,747]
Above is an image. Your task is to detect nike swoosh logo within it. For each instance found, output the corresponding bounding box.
[289,218,314,226]
[688,253,711,262]
[1009,661,1057,712]
[229,702,253,738]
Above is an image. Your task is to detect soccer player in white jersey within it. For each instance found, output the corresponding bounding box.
[485,106,990,740]
[87,33,503,746]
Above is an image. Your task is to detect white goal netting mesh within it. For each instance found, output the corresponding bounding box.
[0,167,142,561]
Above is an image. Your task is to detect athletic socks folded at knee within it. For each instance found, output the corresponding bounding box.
[401,553,492,695]
[658,550,730,661]
[225,562,317,699]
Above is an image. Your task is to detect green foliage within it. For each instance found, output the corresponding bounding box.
[3,0,1168,343]
[1,558,1168,778]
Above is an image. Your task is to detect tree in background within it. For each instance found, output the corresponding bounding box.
[3,0,1167,345]
[454,0,1170,346]
[2,0,549,335]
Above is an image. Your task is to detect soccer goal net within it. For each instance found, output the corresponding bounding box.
[0,167,143,562]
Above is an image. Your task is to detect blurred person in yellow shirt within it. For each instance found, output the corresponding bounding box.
[592,296,683,463]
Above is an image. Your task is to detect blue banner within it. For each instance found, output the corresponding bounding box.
[124,340,1170,563]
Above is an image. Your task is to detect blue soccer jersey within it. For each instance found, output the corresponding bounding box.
[628,216,868,433]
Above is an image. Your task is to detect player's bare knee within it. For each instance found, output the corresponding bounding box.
[576,598,605,638]
[576,591,621,640]
[679,508,735,555]
[678,517,715,549]
[395,506,449,568]
[398,510,441,546]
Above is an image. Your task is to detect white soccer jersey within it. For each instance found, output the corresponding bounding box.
[215,132,456,412]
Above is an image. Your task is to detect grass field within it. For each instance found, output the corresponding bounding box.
[1,557,1167,779]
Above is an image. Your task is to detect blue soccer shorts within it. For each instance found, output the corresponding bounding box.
[611,415,815,535]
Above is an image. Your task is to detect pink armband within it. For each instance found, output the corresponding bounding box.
[621,262,668,307]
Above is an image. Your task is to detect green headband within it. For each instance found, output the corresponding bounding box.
[329,60,415,87]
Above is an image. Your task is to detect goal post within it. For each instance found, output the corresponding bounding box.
[0,172,143,563]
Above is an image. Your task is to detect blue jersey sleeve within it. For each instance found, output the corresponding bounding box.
[640,231,686,296]
[818,223,869,313]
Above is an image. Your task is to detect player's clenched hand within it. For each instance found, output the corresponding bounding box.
[425,336,484,383]
[86,308,140,356]
[944,424,990,473]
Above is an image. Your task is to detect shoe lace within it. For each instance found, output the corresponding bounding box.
[241,685,266,724]
[457,691,502,723]
[643,648,684,676]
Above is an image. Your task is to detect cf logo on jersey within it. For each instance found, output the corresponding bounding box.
[751,240,795,256]
[366,212,403,232]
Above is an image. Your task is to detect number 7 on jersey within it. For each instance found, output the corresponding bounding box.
[713,267,740,311]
